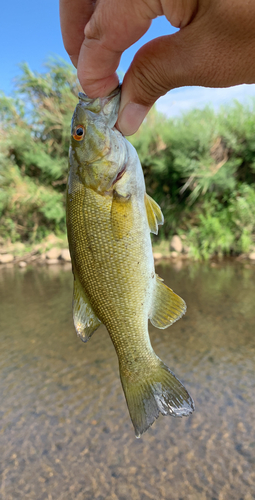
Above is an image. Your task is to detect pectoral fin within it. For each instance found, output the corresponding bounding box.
[149,275,186,328]
[110,190,133,240]
[73,276,101,342]
[144,193,164,235]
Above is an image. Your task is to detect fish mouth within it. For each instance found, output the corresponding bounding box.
[112,164,127,185]
[78,86,121,111]
[78,86,120,103]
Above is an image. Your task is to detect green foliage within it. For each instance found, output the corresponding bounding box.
[0,164,65,242]
[0,59,79,242]
[0,59,255,257]
[187,183,255,259]
[130,102,255,257]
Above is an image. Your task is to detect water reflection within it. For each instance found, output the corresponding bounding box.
[0,261,255,499]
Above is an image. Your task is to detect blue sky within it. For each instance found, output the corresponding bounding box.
[2,0,255,117]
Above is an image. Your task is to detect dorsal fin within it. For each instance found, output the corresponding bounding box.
[149,275,186,328]
[73,274,101,342]
[144,193,164,235]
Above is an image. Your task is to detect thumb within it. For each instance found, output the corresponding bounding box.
[117,4,255,137]
[117,33,190,136]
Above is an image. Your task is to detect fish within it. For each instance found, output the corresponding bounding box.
[66,87,194,437]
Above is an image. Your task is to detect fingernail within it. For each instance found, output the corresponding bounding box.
[117,102,150,136]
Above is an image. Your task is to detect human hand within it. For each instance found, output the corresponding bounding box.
[60,0,255,135]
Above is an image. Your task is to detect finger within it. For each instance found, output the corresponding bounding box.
[59,0,95,67]
[116,33,188,135]
[117,7,255,136]
[77,0,156,96]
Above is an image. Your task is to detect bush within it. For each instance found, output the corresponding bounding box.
[130,103,255,257]
[0,59,79,242]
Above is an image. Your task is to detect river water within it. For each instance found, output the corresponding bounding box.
[0,260,255,500]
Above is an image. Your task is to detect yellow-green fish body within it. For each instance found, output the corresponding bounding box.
[67,88,194,437]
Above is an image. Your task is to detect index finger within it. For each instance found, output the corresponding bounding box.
[59,0,95,67]
[77,0,154,97]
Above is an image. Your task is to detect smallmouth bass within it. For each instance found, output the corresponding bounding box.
[67,88,194,437]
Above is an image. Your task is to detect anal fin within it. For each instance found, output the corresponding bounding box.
[149,275,186,328]
[73,275,101,342]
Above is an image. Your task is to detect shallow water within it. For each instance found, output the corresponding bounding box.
[0,261,255,500]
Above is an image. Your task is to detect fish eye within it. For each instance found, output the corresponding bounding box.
[73,125,85,141]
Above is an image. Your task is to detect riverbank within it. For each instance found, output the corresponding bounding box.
[0,233,70,268]
[1,232,255,269]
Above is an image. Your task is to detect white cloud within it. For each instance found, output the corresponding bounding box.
[156,84,255,117]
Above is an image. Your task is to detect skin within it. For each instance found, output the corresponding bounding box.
[60,0,255,135]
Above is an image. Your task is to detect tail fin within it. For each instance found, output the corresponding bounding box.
[120,359,194,438]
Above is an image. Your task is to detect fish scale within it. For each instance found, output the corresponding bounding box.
[67,88,194,437]
[69,187,153,353]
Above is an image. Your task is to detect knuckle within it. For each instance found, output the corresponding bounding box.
[84,15,102,41]
[134,0,162,20]
[131,56,170,105]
